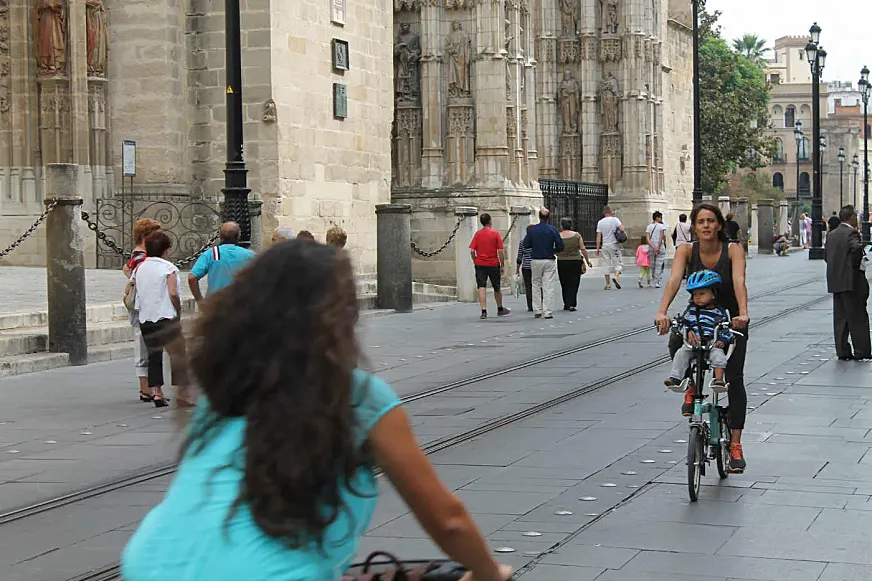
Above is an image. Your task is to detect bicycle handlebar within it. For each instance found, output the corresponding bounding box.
[345,559,476,581]
[669,316,742,359]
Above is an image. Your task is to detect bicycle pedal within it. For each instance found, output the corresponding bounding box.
[666,381,686,394]
[709,382,728,394]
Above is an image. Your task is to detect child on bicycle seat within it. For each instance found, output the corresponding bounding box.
[665,270,732,392]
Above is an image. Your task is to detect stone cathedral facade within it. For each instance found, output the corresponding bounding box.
[392,0,695,283]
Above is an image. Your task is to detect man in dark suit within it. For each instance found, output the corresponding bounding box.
[825,205,871,360]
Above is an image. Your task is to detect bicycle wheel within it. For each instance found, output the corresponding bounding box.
[687,426,704,502]
[716,408,731,479]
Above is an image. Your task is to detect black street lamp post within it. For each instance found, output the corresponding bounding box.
[854,153,861,210]
[792,121,803,245]
[805,23,826,259]
[221,0,251,246]
[860,66,870,243]
[839,147,846,208]
[691,0,702,204]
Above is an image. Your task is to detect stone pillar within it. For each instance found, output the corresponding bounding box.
[248,200,264,252]
[757,200,774,255]
[509,206,532,292]
[777,201,789,235]
[750,204,758,246]
[376,204,413,313]
[419,2,443,187]
[734,198,749,253]
[718,196,731,216]
[473,0,510,186]
[44,164,87,366]
[454,206,478,302]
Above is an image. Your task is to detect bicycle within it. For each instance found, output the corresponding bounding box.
[344,554,514,580]
[667,317,744,502]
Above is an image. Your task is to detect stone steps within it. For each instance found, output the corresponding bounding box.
[0,279,456,378]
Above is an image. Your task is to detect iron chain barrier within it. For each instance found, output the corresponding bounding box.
[0,198,58,259]
[410,216,464,258]
[80,210,219,268]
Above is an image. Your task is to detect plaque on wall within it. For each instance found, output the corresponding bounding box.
[332,39,349,71]
[122,140,136,177]
[333,83,348,119]
[331,0,346,25]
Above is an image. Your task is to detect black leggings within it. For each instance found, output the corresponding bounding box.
[522,268,533,311]
[557,261,583,309]
[670,329,748,430]
[139,318,188,389]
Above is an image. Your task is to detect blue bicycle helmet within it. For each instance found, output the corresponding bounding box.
[686,269,722,292]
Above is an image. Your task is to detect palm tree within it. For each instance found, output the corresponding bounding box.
[733,34,768,65]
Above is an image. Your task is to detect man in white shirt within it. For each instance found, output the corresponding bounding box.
[646,211,667,288]
[673,213,692,247]
[595,205,626,290]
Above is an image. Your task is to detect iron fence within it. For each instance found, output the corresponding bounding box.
[539,179,609,248]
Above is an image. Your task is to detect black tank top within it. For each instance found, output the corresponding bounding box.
[689,241,738,318]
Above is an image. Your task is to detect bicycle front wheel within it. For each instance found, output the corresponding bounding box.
[716,408,731,479]
[687,426,704,502]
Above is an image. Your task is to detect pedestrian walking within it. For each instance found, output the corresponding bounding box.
[516,224,535,312]
[325,225,347,248]
[556,217,593,311]
[646,211,667,288]
[123,218,161,403]
[188,222,256,304]
[635,235,651,288]
[672,213,692,248]
[595,205,626,290]
[469,213,510,320]
[522,208,563,318]
[825,205,871,360]
[724,213,742,246]
[271,227,295,245]
[132,231,193,408]
[827,211,840,236]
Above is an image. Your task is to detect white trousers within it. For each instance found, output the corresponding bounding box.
[132,318,149,378]
[650,249,666,286]
[669,344,728,380]
[602,243,623,275]
[531,259,557,316]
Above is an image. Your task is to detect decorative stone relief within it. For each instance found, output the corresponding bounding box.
[445,0,473,7]
[559,39,579,63]
[580,36,596,61]
[601,0,618,35]
[506,107,517,138]
[560,0,577,37]
[446,21,471,99]
[394,23,421,105]
[599,72,619,133]
[520,108,528,141]
[85,0,108,77]
[601,132,622,191]
[393,106,422,187]
[0,0,8,55]
[262,98,277,123]
[396,107,422,137]
[599,37,621,62]
[0,0,9,114]
[394,0,418,10]
[537,37,556,63]
[559,72,578,134]
[446,105,474,185]
[447,106,473,137]
[35,0,67,77]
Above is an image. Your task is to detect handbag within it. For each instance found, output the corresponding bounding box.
[340,552,464,581]
[614,228,627,244]
[123,277,136,312]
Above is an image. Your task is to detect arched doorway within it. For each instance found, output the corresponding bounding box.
[773,172,784,191]
[799,172,811,197]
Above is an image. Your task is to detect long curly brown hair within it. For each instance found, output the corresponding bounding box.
[184,240,370,549]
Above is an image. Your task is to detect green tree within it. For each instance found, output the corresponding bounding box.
[732,34,768,66]
[699,5,776,194]
[721,171,785,206]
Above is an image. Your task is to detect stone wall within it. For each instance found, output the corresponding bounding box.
[661,15,693,228]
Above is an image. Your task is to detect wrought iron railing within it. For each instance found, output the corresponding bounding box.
[539,179,609,248]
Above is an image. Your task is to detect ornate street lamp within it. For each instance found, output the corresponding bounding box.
[860,66,870,242]
[839,147,846,208]
[805,24,826,259]
[691,0,702,204]
[854,152,861,211]
[792,120,804,245]
[222,0,251,246]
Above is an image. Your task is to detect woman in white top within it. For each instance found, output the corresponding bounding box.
[133,231,192,407]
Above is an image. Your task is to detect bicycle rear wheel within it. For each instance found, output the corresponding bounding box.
[687,426,704,502]
[716,408,731,479]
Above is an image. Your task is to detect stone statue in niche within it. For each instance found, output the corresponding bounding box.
[559,72,579,134]
[35,0,67,76]
[262,99,277,123]
[560,0,577,37]
[394,23,421,104]
[601,0,619,35]
[85,0,108,77]
[504,19,513,97]
[599,72,619,132]
[446,21,471,98]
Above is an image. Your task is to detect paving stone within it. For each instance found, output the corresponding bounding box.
[517,563,605,581]
[539,545,640,569]
[618,549,824,580]
[571,519,737,554]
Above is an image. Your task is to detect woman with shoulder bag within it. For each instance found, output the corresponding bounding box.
[556,218,593,311]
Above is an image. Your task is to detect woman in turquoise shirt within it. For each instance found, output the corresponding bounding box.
[122,240,513,581]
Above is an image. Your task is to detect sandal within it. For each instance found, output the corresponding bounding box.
[139,391,153,403]
[153,395,170,408]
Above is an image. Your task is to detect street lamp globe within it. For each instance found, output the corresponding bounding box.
[809,22,821,44]
[817,48,827,72]
[794,123,803,143]
[805,41,818,67]
[862,65,870,84]
[839,147,846,161]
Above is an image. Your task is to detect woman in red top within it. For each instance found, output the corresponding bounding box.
[124,218,161,402]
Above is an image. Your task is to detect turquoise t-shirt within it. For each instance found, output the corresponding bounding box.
[189,244,256,295]
[121,369,401,581]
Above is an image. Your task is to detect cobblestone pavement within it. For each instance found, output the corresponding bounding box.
[0,252,853,581]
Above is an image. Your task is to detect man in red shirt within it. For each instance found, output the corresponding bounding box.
[469,213,511,320]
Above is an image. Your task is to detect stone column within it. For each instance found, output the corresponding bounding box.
[248,199,264,252]
[44,164,87,366]
[376,204,413,313]
[419,2,443,187]
[777,201,789,235]
[757,200,774,255]
[734,197,749,253]
[509,206,532,292]
[473,0,510,186]
[749,204,758,246]
[579,0,599,182]
[454,206,478,302]
[718,196,731,216]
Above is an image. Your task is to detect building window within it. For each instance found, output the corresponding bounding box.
[773,138,785,162]
[773,172,784,191]
[799,172,811,197]
[784,106,795,129]
[769,73,780,85]
[799,137,810,160]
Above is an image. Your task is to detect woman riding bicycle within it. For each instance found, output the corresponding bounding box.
[654,202,750,473]
[121,241,513,581]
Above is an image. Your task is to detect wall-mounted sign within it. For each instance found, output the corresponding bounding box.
[330,0,346,25]
[332,39,349,71]
[122,140,136,177]
[333,83,347,119]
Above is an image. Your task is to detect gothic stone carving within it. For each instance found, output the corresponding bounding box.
[395,107,422,138]
[447,106,473,137]
[394,23,421,104]
[506,107,516,138]
[262,98,276,123]
[599,37,621,62]
[536,37,556,63]
[599,72,619,133]
[520,108,528,141]
[85,0,108,77]
[0,0,9,113]
[36,0,67,77]
[446,21,471,99]
[559,39,579,63]
[580,36,596,61]
[0,0,8,55]
[560,0,577,37]
[445,0,473,7]
[559,72,578,134]
[394,0,418,10]
[601,0,618,35]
